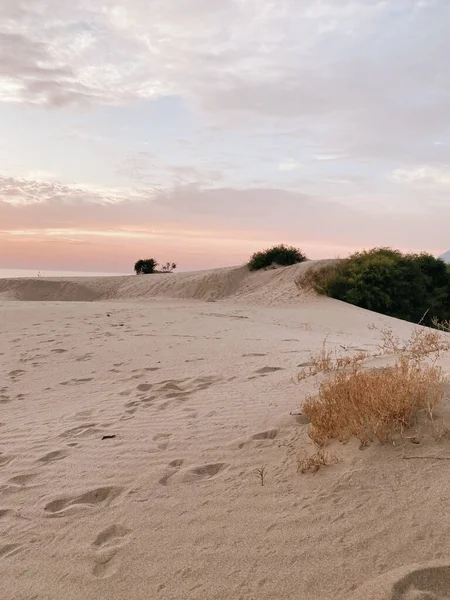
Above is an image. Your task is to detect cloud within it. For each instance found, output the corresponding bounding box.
[1,174,450,255]
[278,159,300,172]
[0,176,134,207]
[2,2,450,271]
[314,153,346,161]
[392,165,450,188]
[0,30,100,106]
[115,152,228,191]
[0,0,448,166]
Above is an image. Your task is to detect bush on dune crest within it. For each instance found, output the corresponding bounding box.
[248,244,307,271]
[134,259,177,274]
[300,247,450,326]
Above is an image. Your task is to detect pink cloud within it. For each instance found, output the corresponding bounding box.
[1,176,448,272]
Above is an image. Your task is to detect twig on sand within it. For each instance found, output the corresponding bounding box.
[255,466,267,486]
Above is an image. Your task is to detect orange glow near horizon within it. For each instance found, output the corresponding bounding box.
[1,227,444,274]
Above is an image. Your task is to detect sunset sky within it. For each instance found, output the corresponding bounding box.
[1,0,450,273]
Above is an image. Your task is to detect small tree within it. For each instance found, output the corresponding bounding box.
[248,244,307,271]
[134,258,158,274]
[160,262,177,273]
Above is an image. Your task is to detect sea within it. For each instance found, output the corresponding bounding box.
[0,269,128,278]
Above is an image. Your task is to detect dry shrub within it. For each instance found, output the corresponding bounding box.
[369,324,449,360]
[299,326,449,383]
[303,357,446,446]
[297,449,339,473]
[298,326,449,448]
[407,329,450,360]
[298,340,368,381]
[432,318,450,333]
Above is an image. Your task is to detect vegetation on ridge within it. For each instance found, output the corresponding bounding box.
[299,247,450,326]
[134,259,177,275]
[248,244,307,271]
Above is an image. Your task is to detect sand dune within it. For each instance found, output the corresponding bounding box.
[0,260,335,304]
[1,264,450,599]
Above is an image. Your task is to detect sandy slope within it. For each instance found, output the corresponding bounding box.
[0,260,338,304]
[1,264,450,600]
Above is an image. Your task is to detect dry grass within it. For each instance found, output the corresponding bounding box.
[297,449,339,473]
[369,324,449,360]
[299,326,449,447]
[298,339,368,381]
[432,318,450,333]
[299,326,449,381]
[303,357,446,446]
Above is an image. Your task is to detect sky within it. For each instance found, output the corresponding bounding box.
[1,0,450,274]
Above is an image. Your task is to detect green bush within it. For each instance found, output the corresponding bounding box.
[134,259,177,274]
[304,248,450,325]
[248,244,307,271]
[134,258,158,274]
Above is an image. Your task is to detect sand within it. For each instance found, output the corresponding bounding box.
[1,262,450,600]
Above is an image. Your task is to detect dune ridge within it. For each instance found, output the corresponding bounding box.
[0,260,334,304]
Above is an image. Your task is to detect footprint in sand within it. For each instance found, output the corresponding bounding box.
[1,476,40,495]
[235,429,279,449]
[251,429,279,441]
[44,486,124,516]
[136,383,152,392]
[130,376,223,414]
[38,449,70,464]
[91,525,132,578]
[159,382,184,392]
[153,433,171,441]
[349,562,450,600]
[180,463,229,484]
[8,370,25,379]
[158,459,185,486]
[183,409,198,419]
[59,423,101,439]
[76,353,93,362]
[7,473,38,487]
[153,433,172,450]
[255,366,284,375]
[93,524,132,548]
[157,376,221,397]
[139,395,157,406]
[60,378,94,386]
